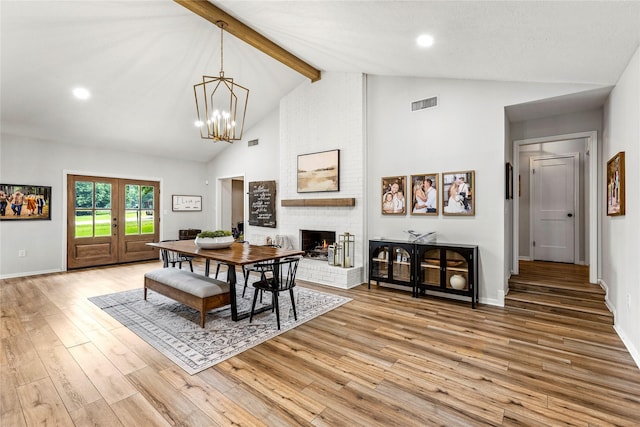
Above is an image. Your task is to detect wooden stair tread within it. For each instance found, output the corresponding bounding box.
[505,306,616,332]
[506,291,612,316]
[508,278,605,295]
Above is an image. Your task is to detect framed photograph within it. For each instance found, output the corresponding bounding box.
[442,171,475,216]
[297,149,340,193]
[0,184,51,220]
[505,162,513,200]
[606,152,625,216]
[381,176,407,215]
[172,195,202,212]
[410,174,439,215]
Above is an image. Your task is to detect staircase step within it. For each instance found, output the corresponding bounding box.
[505,290,613,325]
[508,280,606,302]
[504,306,616,333]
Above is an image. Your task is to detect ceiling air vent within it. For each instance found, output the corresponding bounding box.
[248,139,259,147]
[411,96,438,112]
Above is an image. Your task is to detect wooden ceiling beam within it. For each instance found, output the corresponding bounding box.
[175,0,321,82]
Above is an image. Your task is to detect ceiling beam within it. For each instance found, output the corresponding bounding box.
[175,0,321,82]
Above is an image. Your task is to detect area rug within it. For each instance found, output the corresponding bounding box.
[89,277,351,375]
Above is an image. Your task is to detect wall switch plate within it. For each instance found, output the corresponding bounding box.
[18,249,26,257]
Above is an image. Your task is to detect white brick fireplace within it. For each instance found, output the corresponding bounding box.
[277,72,366,289]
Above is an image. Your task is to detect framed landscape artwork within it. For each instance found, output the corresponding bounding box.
[0,184,51,220]
[442,171,475,216]
[297,149,340,193]
[606,151,625,216]
[381,176,407,215]
[410,173,439,215]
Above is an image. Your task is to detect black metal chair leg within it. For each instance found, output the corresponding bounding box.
[289,288,297,321]
[249,288,259,323]
[274,291,280,330]
[215,263,222,279]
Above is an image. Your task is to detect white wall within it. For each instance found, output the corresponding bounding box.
[0,134,209,278]
[602,46,640,366]
[366,76,603,305]
[206,107,281,244]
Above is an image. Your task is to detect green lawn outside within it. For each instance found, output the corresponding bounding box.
[75,211,154,237]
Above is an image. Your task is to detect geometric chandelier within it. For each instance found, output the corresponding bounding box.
[193,20,249,142]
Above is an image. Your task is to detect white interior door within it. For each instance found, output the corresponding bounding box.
[531,155,577,263]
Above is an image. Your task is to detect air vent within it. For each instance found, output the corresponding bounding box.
[411,96,438,112]
[248,139,259,147]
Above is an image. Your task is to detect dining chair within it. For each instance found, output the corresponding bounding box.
[242,244,281,297]
[249,257,300,330]
[159,240,194,272]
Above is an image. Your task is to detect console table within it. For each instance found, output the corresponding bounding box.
[369,239,478,308]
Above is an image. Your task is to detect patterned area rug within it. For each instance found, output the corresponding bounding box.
[89,277,351,374]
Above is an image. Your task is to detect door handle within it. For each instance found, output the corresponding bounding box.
[567,213,573,218]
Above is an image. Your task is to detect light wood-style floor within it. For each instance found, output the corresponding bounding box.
[2,260,639,426]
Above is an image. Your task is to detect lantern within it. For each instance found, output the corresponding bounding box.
[339,232,355,268]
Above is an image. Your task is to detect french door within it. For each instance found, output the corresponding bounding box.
[67,175,160,269]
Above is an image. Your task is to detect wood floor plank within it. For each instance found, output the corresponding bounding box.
[0,365,27,427]
[68,398,124,427]
[110,393,172,427]
[44,312,90,348]
[85,327,147,375]
[126,366,216,427]
[160,365,267,427]
[16,377,75,427]
[2,334,48,386]
[68,342,137,405]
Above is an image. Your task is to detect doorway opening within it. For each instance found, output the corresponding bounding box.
[66,174,160,269]
[513,131,598,284]
[218,175,245,238]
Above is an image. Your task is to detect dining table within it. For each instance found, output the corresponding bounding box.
[147,240,304,321]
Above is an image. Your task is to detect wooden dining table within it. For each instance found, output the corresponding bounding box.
[147,240,304,321]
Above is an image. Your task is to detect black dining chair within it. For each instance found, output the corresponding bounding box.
[242,244,281,297]
[159,240,194,272]
[249,257,300,330]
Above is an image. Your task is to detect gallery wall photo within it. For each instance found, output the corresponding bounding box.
[0,184,51,220]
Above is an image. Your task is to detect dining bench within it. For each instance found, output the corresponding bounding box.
[144,268,231,327]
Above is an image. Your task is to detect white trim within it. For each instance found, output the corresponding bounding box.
[518,256,533,261]
[0,268,62,280]
[528,152,580,264]
[512,131,598,284]
[601,279,640,369]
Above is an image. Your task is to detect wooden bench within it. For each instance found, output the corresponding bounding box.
[144,268,231,327]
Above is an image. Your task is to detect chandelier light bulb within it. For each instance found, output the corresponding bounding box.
[195,120,204,127]
[73,87,91,100]
[417,34,434,47]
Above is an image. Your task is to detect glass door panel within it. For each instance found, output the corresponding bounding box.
[392,247,411,282]
[371,245,389,279]
[445,250,469,290]
[420,248,441,286]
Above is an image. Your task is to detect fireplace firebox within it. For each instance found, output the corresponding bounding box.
[300,230,336,261]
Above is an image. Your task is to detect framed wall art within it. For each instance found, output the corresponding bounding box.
[442,171,475,216]
[606,151,625,216]
[297,149,340,193]
[0,184,51,220]
[410,173,439,215]
[172,195,202,212]
[505,162,513,200]
[381,176,407,215]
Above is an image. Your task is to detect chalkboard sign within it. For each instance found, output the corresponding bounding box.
[248,180,276,228]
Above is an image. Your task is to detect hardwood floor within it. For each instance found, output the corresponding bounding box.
[2,260,639,426]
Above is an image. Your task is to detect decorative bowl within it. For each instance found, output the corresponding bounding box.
[449,274,467,290]
[195,235,234,249]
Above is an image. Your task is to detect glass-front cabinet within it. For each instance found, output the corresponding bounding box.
[369,240,478,307]
[369,240,415,294]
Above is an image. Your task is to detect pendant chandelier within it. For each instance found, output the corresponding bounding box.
[193,21,249,142]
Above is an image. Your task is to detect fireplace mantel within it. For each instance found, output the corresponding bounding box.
[281,198,355,207]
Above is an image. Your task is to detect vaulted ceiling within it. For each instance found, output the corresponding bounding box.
[2,1,639,162]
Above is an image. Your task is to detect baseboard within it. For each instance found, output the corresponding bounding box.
[600,279,640,369]
[0,268,63,280]
[614,324,640,369]
[518,256,533,261]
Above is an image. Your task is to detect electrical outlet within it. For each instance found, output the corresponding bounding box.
[18,249,26,257]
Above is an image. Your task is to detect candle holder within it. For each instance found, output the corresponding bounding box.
[339,232,355,268]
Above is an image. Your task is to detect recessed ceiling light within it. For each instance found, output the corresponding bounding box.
[416,34,434,48]
[73,87,91,100]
